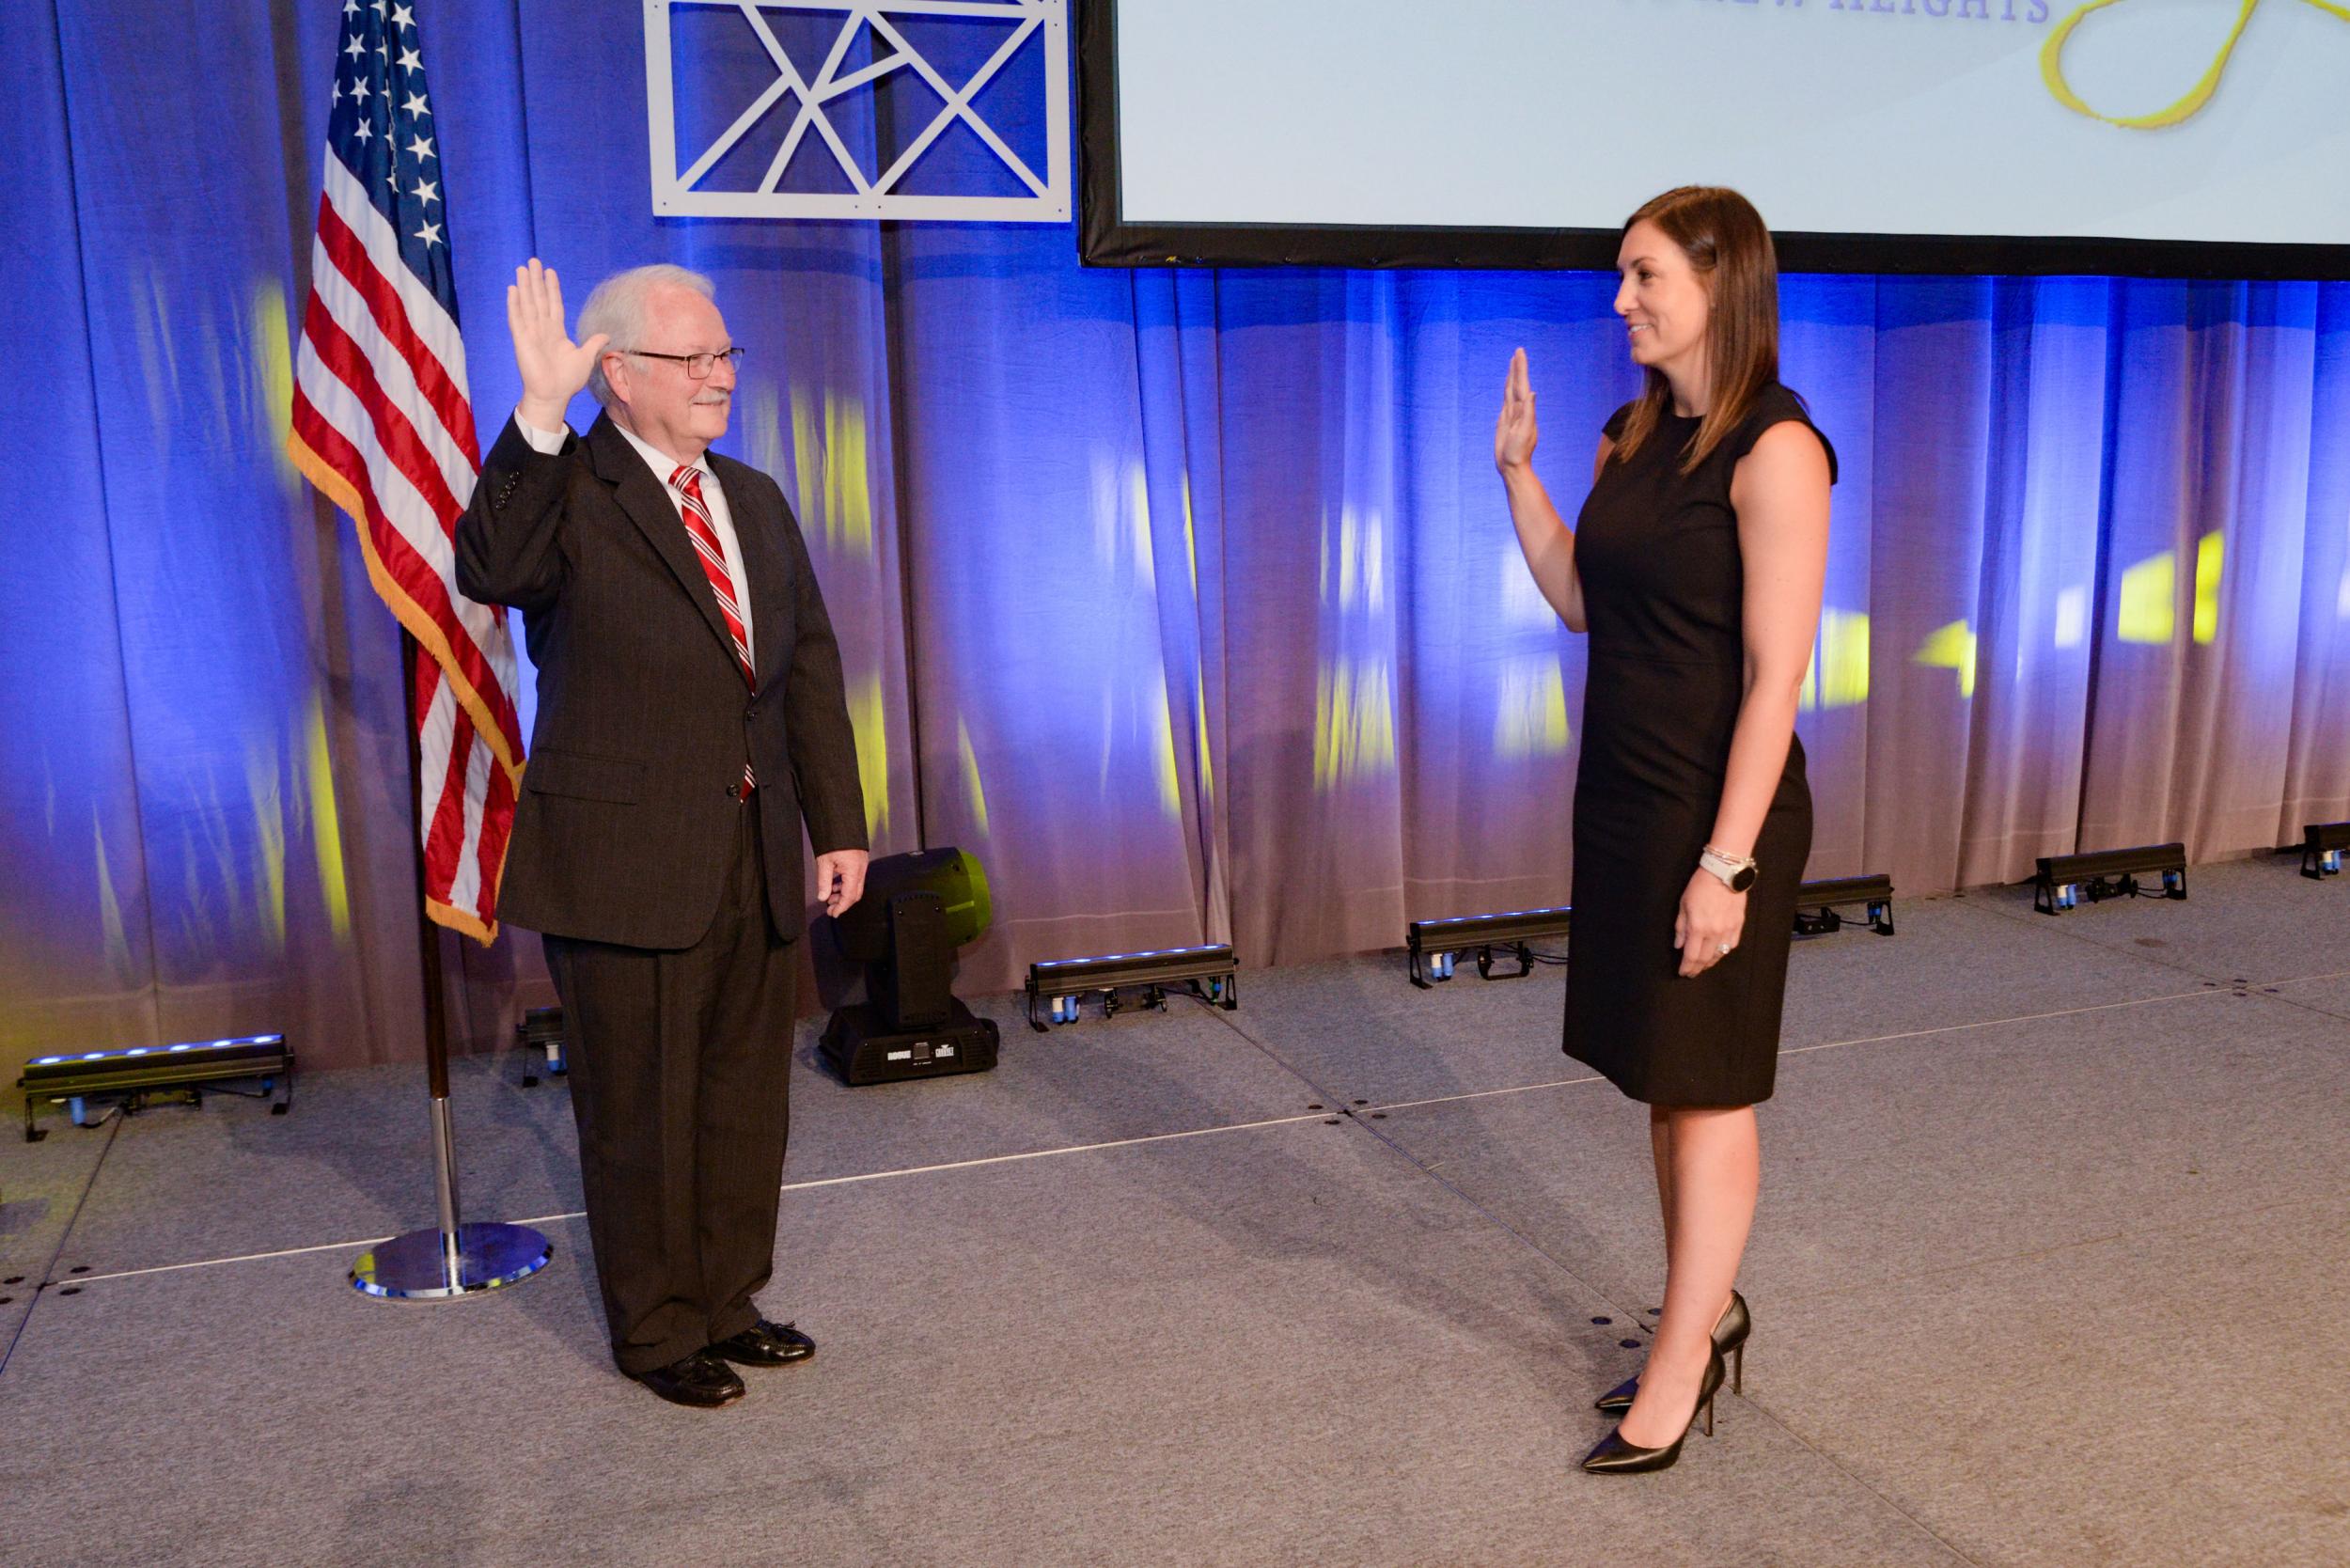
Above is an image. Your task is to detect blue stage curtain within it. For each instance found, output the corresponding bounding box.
[6,2,2347,1074]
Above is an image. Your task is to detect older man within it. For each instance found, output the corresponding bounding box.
[458,260,868,1408]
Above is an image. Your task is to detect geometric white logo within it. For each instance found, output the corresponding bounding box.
[645,0,1070,222]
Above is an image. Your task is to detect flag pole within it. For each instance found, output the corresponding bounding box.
[347,633,552,1300]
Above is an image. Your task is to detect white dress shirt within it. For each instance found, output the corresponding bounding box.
[512,410,754,668]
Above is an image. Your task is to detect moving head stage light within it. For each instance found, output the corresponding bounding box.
[819,848,1000,1086]
[2033,843,2187,916]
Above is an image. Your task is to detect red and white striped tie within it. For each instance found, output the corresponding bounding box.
[669,463,757,796]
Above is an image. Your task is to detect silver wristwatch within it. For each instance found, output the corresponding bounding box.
[1699,844,1759,893]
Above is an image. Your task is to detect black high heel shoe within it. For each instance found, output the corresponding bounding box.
[1594,1290,1747,1413]
[1580,1346,1726,1475]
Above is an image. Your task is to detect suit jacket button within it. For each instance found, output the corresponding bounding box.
[726,781,741,799]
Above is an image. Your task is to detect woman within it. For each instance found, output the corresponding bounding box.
[1495,187,1833,1474]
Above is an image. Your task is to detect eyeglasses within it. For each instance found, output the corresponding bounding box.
[619,345,744,379]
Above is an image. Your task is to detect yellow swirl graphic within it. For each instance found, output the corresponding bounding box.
[2043,0,2350,129]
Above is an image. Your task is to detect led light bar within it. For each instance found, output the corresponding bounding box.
[1794,874,1897,937]
[2034,844,2187,916]
[1404,905,1572,988]
[1026,944,1238,1030]
[17,1033,294,1141]
[514,1006,566,1087]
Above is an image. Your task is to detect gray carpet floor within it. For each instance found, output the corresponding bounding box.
[4,857,2347,1567]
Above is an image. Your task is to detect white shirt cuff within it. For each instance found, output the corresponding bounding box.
[512,411,570,454]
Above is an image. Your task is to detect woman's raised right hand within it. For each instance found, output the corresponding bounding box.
[508,259,608,428]
[1495,346,1539,475]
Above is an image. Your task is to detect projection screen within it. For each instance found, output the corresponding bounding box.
[1077,0,2350,277]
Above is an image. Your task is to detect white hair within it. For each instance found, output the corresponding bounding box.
[575,263,716,409]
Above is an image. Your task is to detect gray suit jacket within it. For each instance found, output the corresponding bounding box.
[456,412,867,949]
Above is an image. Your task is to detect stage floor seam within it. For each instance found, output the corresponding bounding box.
[7,858,2346,1568]
[1202,991,1996,1568]
[15,965,2342,1303]
[0,1110,121,1378]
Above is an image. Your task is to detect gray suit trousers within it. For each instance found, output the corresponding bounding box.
[542,804,795,1375]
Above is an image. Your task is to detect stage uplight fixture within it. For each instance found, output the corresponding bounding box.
[17,1034,293,1142]
[2301,823,2349,881]
[1793,874,1897,937]
[1026,944,1238,1030]
[2033,844,2186,916]
[514,1006,566,1088]
[1404,905,1573,988]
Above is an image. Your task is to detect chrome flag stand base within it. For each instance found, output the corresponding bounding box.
[351,1221,551,1299]
[353,635,553,1302]
[351,1089,552,1300]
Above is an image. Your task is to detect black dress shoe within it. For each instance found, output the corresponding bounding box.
[634,1351,745,1409]
[709,1318,815,1368]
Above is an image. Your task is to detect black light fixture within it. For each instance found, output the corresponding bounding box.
[819,848,1000,1085]
[1026,944,1238,1030]
[1793,874,1897,937]
[1404,905,1572,988]
[2033,843,2187,915]
[2302,822,2349,881]
[17,1034,293,1141]
[514,1006,566,1088]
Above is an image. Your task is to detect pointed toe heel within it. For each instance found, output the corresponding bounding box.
[1595,1290,1747,1414]
[1580,1347,1726,1475]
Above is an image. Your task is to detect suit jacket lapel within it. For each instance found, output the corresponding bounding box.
[586,414,737,667]
[711,451,795,694]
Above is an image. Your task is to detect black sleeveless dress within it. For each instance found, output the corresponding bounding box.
[1562,384,1836,1106]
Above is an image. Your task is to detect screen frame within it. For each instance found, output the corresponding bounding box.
[1076,0,2350,281]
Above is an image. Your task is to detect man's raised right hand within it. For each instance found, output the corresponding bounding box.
[508,259,608,433]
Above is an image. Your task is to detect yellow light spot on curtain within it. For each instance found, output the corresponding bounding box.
[1494,659,1571,759]
[306,695,352,942]
[848,673,889,840]
[1088,448,1154,588]
[243,743,289,954]
[1130,464,1154,582]
[1914,619,1979,700]
[1194,655,1214,806]
[1314,658,1397,791]
[789,384,876,559]
[134,270,178,441]
[1183,474,1198,600]
[1800,609,1871,711]
[252,280,299,488]
[1498,543,1558,629]
[744,382,786,481]
[92,810,133,978]
[2118,552,2176,644]
[2193,531,2223,645]
[2054,586,2090,649]
[1152,674,1183,820]
[1320,502,1389,613]
[958,718,990,837]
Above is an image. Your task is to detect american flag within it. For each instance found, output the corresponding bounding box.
[288,0,523,944]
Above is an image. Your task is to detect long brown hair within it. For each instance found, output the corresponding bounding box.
[1610,186,1779,474]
